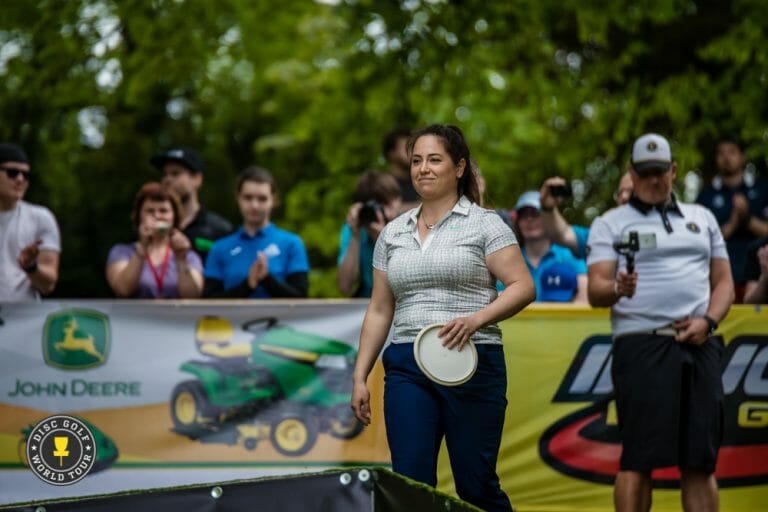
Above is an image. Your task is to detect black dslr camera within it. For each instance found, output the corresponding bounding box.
[359,200,385,226]
[549,182,573,198]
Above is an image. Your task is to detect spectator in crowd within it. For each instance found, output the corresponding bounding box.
[539,171,633,259]
[337,170,402,297]
[587,133,733,512]
[352,124,534,512]
[382,128,419,212]
[743,236,768,303]
[152,147,232,262]
[0,142,60,300]
[204,166,309,298]
[106,182,203,298]
[509,190,588,303]
[696,135,768,301]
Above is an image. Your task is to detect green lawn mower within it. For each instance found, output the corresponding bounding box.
[170,316,364,456]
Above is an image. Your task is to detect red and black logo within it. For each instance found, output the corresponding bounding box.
[539,335,768,488]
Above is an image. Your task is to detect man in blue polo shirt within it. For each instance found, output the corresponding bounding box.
[203,167,309,298]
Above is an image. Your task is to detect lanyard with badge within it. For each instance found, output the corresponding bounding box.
[146,244,171,295]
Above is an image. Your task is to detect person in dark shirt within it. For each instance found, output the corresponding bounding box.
[382,128,419,212]
[151,147,232,262]
[743,236,768,303]
[696,135,768,300]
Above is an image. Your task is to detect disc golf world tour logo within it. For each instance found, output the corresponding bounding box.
[26,415,97,485]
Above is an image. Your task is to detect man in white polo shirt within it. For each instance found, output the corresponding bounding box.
[587,133,734,512]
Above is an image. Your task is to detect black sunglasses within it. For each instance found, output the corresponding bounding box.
[0,166,31,181]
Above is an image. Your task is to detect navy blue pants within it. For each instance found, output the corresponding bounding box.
[382,342,512,512]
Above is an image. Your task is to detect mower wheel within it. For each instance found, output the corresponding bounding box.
[171,380,211,432]
[270,412,318,456]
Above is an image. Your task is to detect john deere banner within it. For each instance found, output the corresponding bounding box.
[0,301,766,511]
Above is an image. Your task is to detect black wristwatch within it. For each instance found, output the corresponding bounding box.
[703,315,718,335]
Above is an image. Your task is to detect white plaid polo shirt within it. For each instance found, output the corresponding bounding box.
[373,195,518,345]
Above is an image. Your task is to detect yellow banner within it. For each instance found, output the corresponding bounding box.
[437,304,768,511]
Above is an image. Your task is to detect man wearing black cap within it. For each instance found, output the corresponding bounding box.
[151,147,232,262]
[0,142,61,300]
[587,133,734,511]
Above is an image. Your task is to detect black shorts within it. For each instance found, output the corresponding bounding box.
[611,333,724,473]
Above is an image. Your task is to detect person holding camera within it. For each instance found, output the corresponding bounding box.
[203,167,309,298]
[587,133,733,512]
[508,190,588,303]
[106,182,203,298]
[337,170,402,297]
[539,171,633,259]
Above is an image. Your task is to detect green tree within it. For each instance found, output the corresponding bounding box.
[1,0,766,297]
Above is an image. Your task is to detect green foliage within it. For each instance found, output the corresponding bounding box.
[1,0,766,297]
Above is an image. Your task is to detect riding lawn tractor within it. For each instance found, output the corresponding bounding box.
[170,317,364,456]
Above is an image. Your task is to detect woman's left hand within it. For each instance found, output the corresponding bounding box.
[439,316,479,351]
[169,229,191,257]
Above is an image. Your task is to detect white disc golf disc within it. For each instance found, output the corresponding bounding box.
[413,323,477,386]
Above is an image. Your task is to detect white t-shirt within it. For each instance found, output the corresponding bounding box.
[0,201,61,301]
[587,200,728,336]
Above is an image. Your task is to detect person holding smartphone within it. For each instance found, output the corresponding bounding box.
[106,182,203,298]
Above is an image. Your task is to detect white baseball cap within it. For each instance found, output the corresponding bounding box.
[631,133,672,173]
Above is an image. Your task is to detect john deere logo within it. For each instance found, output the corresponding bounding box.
[26,415,97,485]
[43,309,110,370]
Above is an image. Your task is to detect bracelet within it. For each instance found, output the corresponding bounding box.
[22,260,38,274]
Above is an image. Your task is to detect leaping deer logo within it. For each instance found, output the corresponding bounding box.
[54,319,104,362]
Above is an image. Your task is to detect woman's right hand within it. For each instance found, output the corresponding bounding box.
[350,379,371,425]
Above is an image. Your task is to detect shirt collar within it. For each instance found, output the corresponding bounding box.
[628,192,684,217]
[238,222,273,239]
[408,195,472,226]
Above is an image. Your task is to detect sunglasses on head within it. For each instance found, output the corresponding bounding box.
[0,166,31,181]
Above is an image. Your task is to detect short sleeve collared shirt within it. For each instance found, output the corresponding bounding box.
[587,199,728,336]
[373,196,517,345]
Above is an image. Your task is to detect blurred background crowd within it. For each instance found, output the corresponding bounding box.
[1,0,767,300]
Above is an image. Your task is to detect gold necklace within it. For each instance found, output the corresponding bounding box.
[421,214,437,229]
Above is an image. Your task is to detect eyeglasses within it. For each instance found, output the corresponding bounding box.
[0,167,31,181]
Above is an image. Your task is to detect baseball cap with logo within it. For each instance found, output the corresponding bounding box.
[631,133,672,174]
[151,147,204,174]
[539,261,578,302]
